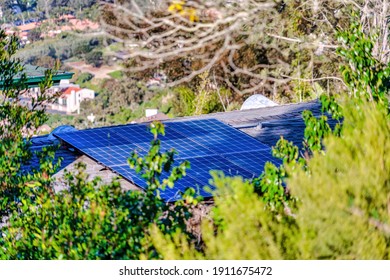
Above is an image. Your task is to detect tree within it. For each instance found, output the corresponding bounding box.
[0,118,196,259]
[101,1,390,103]
[151,98,390,260]
[85,50,103,67]
[28,27,42,42]
[34,55,57,68]
[147,14,390,259]
[0,29,56,219]
[37,0,53,19]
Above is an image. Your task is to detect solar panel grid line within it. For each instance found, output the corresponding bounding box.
[54,118,278,201]
[109,162,209,202]
[159,178,209,202]
[53,136,146,189]
[166,120,270,159]
[187,155,255,179]
[166,119,271,154]
[224,151,282,176]
[110,164,148,189]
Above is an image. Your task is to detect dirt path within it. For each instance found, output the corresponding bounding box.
[65,61,122,79]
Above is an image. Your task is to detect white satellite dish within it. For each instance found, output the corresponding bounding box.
[240,94,278,110]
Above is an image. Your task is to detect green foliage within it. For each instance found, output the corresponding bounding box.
[171,74,232,117]
[302,110,332,153]
[85,50,103,67]
[0,29,55,204]
[251,162,290,212]
[150,16,390,260]
[28,28,42,43]
[108,70,124,80]
[33,55,58,68]
[251,136,302,213]
[152,100,390,259]
[151,172,299,259]
[79,79,166,126]
[338,18,390,107]
[0,122,195,259]
[76,72,94,85]
[171,86,196,116]
[16,34,104,64]
[288,100,390,259]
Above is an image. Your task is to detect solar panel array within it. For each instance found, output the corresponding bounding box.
[54,119,280,201]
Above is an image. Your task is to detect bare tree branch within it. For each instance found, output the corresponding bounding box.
[99,0,389,98]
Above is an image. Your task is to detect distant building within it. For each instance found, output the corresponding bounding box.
[8,64,93,115]
[1,64,74,90]
[146,72,167,88]
[6,14,100,43]
[50,86,95,114]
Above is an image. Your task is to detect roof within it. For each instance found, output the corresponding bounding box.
[53,118,280,201]
[24,100,335,196]
[21,135,79,176]
[172,100,337,148]
[62,87,81,95]
[0,64,74,89]
[68,19,99,31]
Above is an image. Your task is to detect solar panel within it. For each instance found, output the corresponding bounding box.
[158,175,209,202]
[54,119,278,201]
[167,120,270,154]
[110,164,148,188]
[225,151,281,176]
[57,129,132,149]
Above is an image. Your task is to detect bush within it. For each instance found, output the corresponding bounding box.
[0,122,195,259]
[151,100,390,260]
[76,72,94,84]
[85,50,103,67]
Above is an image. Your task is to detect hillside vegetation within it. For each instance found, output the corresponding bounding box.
[0,0,390,260]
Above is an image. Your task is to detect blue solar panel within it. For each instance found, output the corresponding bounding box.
[189,155,254,178]
[55,119,277,201]
[135,138,215,160]
[158,175,209,202]
[225,151,281,176]
[167,119,270,154]
[57,128,132,149]
[110,164,148,189]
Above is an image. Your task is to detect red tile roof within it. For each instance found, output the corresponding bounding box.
[62,87,81,95]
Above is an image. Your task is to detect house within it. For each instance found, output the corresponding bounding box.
[26,100,332,201]
[50,86,95,114]
[1,64,74,90]
[6,14,100,42]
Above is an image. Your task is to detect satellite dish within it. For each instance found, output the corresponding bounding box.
[47,125,77,141]
[240,94,278,110]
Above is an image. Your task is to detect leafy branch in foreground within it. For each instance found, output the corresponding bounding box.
[251,16,390,214]
[0,122,196,260]
[152,99,390,260]
[0,29,56,218]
